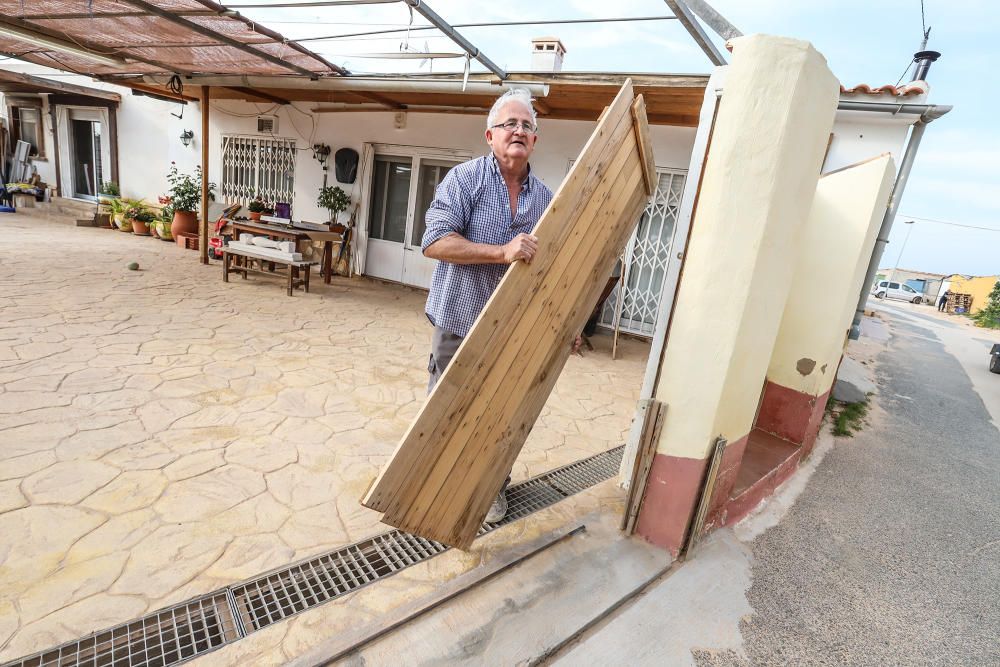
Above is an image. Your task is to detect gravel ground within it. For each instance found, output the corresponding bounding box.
[696,312,1000,666]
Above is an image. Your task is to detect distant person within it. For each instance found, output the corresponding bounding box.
[938,289,951,312]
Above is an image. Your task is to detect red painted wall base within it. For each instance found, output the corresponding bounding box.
[634,379,834,553]
[634,452,707,556]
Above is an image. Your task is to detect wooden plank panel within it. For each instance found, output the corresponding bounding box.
[362,82,656,548]
[631,96,656,196]
[362,82,638,514]
[404,157,646,543]
[394,142,640,530]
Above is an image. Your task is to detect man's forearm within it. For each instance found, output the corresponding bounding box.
[423,233,506,265]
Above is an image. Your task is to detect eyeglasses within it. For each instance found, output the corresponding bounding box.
[490,119,537,134]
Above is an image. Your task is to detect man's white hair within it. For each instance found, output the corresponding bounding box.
[487,88,537,130]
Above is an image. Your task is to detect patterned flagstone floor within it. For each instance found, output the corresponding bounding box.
[0,212,648,662]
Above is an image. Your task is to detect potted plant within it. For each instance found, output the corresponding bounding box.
[107,197,127,230]
[123,201,153,236]
[317,185,350,225]
[247,197,272,222]
[154,199,174,241]
[166,163,215,239]
[97,181,120,227]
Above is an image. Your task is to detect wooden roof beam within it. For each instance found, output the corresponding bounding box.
[0,68,121,101]
[117,0,320,78]
[352,90,406,109]
[189,0,349,75]
[223,86,291,105]
[125,81,198,102]
[0,15,194,75]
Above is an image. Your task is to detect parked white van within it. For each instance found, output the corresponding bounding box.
[872,280,923,304]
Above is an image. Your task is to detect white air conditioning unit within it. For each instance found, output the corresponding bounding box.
[257,115,278,134]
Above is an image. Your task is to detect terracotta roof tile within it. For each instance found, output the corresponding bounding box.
[840,81,928,97]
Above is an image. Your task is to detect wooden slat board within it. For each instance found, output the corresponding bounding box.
[362,80,656,548]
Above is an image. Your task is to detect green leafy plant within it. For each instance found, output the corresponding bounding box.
[98,181,120,197]
[830,399,869,437]
[317,185,350,221]
[132,209,157,223]
[973,281,1000,329]
[106,197,126,216]
[247,198,272,214]
[166,163,215,213]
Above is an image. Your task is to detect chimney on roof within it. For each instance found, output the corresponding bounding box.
[530,37,566,72]
[911,50,941,82]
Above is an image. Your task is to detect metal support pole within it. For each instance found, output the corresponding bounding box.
[850,119,927,340]
[683,0,742,40]
[200,85,210,265]
[850,102,950,338]
[662,0,727,66]
[402,0,508,80]
[850,121,928,337]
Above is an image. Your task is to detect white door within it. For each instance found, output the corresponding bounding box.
[365,153,458,289]
[57,106,111,202]
[366,156,412,283]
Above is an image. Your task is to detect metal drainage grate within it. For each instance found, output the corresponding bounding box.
[5,446,624,667]
[230,531,449,633]
[8,593,238,667]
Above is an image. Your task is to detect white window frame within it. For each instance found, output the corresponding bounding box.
[220,134,297,208]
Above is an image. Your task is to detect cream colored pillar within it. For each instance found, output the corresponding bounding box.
[635,34,839,554]
[756,155,896,453]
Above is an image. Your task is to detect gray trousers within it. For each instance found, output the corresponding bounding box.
[427,326,463,393]
[427,325,511,493]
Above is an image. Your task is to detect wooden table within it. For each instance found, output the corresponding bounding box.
[227,219,347,283]
[222,247,318,296]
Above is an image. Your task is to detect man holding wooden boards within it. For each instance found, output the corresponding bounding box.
[421,89,554,523]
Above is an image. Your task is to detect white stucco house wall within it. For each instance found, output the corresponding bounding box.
[0,56,935,338]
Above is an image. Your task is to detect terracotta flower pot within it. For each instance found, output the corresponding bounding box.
[131,218,151,236]
[249,212,262,221]
[171,209,198,238]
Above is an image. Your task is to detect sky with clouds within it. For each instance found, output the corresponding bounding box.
[188,1,1000,275]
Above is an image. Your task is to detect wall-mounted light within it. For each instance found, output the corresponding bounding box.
[312,143,331,169]
[180,130,194,147]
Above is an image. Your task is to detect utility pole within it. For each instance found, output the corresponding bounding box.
[888,220,915,283]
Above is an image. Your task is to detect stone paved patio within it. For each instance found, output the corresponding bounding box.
[0,211,649,662]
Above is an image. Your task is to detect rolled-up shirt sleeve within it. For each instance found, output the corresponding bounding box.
[421,170,473,252]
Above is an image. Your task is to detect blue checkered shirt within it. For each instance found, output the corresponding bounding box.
[422,154,554,338]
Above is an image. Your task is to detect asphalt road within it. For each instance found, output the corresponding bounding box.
[696,305,1000,666]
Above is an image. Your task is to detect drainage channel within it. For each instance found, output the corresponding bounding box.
[6,446,624,667]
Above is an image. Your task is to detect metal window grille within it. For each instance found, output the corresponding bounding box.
[220,135,296,207]
[600,169,686,337]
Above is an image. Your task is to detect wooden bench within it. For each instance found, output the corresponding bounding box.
[222,246,318,296]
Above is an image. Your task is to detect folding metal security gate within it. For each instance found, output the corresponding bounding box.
[599,168,687,337]
[220,135,296,207]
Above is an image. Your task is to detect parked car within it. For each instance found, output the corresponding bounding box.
[872,280,923,304]
[990,344,1000,374]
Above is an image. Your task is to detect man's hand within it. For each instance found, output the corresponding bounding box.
[502,233,539,264]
